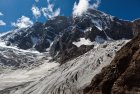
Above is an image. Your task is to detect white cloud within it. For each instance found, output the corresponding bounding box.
[73,0,90,17]
[41,0,61,19]
[31,5,41,20]
[0,12,6,26]
[0,12,4,16]
[90,0,101,9]
[35,0,39,3]
[0,20,6,26]
[11,16,33,28]
[73,0,101,17]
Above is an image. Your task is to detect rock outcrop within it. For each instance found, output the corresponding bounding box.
[84,33,140,94]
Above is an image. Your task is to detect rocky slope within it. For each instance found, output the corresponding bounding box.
[0,41,45,69]
[84,34,140,94]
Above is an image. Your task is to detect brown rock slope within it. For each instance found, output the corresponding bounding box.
[83,33,140,94]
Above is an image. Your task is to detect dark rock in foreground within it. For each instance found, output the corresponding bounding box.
[84,33,140,94]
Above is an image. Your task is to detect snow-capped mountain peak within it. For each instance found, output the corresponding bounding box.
[0,9,140,94]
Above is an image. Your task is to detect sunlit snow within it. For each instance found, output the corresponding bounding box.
[72,38,93,47]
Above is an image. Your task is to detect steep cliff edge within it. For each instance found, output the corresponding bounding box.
[84,33,140,94]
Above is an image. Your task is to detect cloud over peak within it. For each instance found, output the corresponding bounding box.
[11,16,33,28]
[73,0,90,17]
[73,0,101,17]
[31,5,41,21]
[90,0,101,9]
[33,0,61,20]
[41,0,61,19]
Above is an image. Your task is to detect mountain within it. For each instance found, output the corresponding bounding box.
[0,17,72,52]
[84,33,140,94]
[0,9,140,94]
[0,9,137,64]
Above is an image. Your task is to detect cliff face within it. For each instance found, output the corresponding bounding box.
[133,19,140,36]
[84,33,140,94]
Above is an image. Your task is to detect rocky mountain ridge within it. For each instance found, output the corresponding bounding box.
[0,9,139,64]
[0,9,140,94]
[84,33,140,94]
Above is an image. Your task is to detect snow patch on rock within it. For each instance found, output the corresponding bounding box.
[72,38,93,47]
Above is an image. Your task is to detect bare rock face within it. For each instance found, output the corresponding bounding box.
[83,34,140,94]
[133,19,140,37]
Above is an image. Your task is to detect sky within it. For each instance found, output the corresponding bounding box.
[0,0,140,32]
